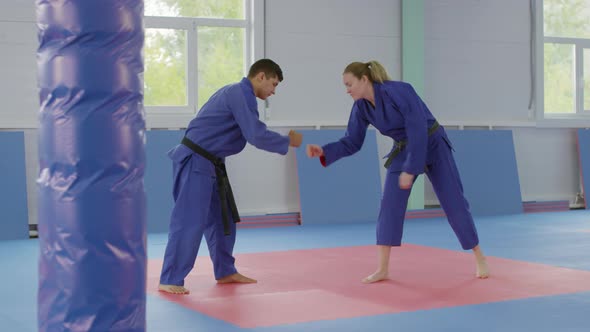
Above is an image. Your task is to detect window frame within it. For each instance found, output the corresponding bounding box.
[534,0,590,127]
[143,0,264,129]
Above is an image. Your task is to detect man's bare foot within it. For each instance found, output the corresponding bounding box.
[362,270,388,283]
[476,258,489,279]
[158,284,189,294]
[217,272,257,284]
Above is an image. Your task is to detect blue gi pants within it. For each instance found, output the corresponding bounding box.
[160,155,238,285]
[377,135,479,250]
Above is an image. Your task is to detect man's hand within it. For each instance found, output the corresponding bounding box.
[289,130,303,147]
[306,144,323,158]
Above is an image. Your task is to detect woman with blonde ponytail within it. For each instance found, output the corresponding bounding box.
[306,60,489,283]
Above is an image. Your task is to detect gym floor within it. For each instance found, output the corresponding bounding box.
[1,210,589,331]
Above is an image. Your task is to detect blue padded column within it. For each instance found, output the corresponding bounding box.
[36,1,146,331]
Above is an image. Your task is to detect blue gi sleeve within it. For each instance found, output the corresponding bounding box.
[228,88,290,155]
[394,83,428,175]
[321,103,369,167]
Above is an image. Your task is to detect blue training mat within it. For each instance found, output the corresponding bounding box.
[295,129,382,225]
[145,130,184,233]
[0,131,28,240]
[445,129,523,216]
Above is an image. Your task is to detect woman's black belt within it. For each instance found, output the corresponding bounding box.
[181,137,240,236]
[384,121,440,169]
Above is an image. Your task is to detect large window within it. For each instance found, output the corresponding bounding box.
[539,0,590,119]
[144,0,262,125]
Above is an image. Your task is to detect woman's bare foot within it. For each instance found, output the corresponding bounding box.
[217,272,257,284]
[158,284,189,294]
[472,245,489,279]
[362,270,389,283]
[476,258,489,279]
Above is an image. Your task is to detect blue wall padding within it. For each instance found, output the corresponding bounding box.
[36,1,147,331]
[577,129,590,209]
[445,130,523,216]
[0,131,29,240]
[295,130,382,224]
[145,130,183,233]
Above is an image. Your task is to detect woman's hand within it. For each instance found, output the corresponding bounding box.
[399,172,414,189]
[306,144,324,158]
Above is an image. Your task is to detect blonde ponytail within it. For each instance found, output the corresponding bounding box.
[343,60,391,83]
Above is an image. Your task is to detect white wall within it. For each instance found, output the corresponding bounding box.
[0,0,585,225]
[0,1,37,128]
[510,127,580,203]
[226,128,300,215]
[424,0,533,124]
[264,0,402,125]
[421,0,582,206]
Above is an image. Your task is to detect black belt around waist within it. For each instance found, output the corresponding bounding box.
[384,121,440,169]
[181,137,240,236]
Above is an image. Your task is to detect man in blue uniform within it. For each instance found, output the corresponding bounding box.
[159,59,302,294]
[307,61,489,283]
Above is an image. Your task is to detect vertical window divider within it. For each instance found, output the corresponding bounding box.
[576,44,584,114]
